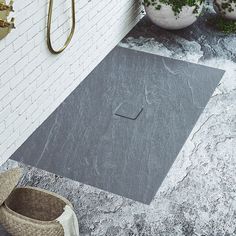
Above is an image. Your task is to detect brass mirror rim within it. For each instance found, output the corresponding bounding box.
[47,0,75,54]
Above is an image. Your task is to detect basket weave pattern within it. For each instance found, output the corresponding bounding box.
[0,186,72,236]
[0,168,22,206]
[0,211,63,236]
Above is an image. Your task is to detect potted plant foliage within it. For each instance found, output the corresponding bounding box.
[213,0,236,20]
[143,0,204,30]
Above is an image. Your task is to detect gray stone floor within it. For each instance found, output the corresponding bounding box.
[1,4,236,236]
[10,46,223,204]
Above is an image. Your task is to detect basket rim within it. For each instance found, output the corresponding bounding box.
[3,186,73,225]
[0,167,23,206]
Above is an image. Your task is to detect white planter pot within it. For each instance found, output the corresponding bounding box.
[213,0,236,20]
[145,1,203,30]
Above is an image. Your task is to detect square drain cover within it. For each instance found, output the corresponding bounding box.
[115,102,143,120]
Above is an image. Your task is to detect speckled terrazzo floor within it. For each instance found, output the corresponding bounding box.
[1,4,236,236]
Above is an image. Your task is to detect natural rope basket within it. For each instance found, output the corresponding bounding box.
[0,168,73,236]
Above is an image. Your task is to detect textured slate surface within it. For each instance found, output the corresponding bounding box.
[11,47,224,204]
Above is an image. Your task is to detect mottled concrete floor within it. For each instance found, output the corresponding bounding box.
[1,5,236,236]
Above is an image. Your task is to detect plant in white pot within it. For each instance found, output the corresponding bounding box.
[143,0,204,30]
[213,0,236,20]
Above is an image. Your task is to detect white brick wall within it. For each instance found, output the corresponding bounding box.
[0,0,143,165]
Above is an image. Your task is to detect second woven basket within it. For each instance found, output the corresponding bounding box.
[0,168,74,236]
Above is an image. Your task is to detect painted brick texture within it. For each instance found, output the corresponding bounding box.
[0,0,143,165]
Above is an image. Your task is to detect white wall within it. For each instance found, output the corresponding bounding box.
[0,0,142,165]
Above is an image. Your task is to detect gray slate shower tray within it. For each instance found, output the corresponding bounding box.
[11,47,224,204]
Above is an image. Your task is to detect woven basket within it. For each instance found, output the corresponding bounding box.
[0,168,73,236]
